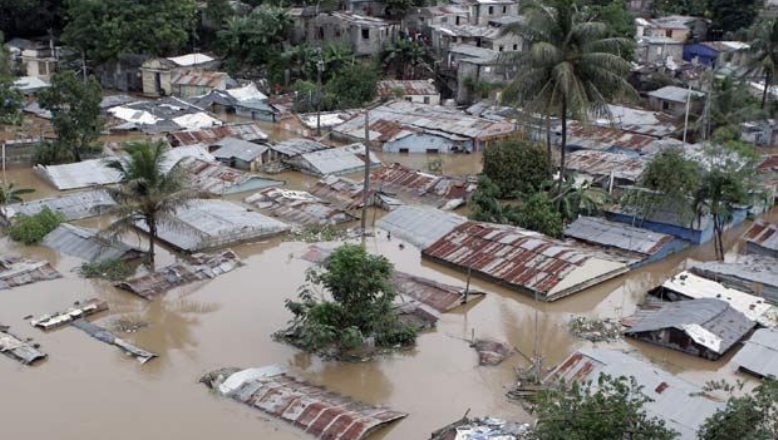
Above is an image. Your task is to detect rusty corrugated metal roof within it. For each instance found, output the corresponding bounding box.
[757,155,778,171]
[421,222,628,300]
[206,366,407,440]
[564,150,647,183]
[567,124,658,152]
[0,256,61,290]
[744,221,778,252]
[171,69,227,88]
[310,175,371,211]
[377,80,438,98]
[169,123,268,146]
[371,164,475,210]
[245,188,356,226]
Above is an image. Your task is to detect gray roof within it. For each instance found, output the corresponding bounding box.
[647,86,705,104]
[545,348,725,440]
[689,255,778,303]
[269,138,328,157]
[212,137,268,162]
[1,189,117,222]
[625,298,754,355]
[139,199,290,251]
[99,94,136,110]
[42,224,144,262]
[448,44,499,62]
[732,328,778,378]
[297,143,381,176]
[564,216,673,256]
[377,205,468,249]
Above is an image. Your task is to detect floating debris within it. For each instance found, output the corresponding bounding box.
[71,319,157,364]
[201,365,407,440]
[567,316,622,342]
[430,416,531,440]
[0,326,46,365]
[472,339,512,366]
[284,224,349,243]
[110,317,150,333]
[29,299,109,330]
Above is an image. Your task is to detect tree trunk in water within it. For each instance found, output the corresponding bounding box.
[147,215,156,270]
[762,72,771,109]
[558,98,567,192]
[714,215,724,261]
[545,114,552,178]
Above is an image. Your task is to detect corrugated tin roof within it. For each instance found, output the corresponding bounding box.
[329,11,391,26]
[297,143,381,176]
[269,138,328,157]
[421,4,469,16]
[566,124,660,153]
[744,221,778,253]
[545,349,724,440]
[140,200,290,251]
[624,298,754,355]
[0,328,46,365]
[167,53,215,67]
[660,271,778,327]
[309,175,368,211]
[377,205,467,249]
[183,158,281,195]
[732,328,778,378]
[42,224,144,263]
[431,24,501,39]
[117,249,243,299]
[564,150,647,182]
[0,256,61,290]
[377,80,438,97]
[206,366,407,440]
[71,319,157,364]
[1,189,116,222]
[647,86,705,103]
[422,222,629,300]
[30,298,109,330]
[564,216,673,256]
[244,188,355,226]
[371,164,476,210]
[212,137,268,162]
[171,69,227,88]
[689,255,778,301]
[169,123,268,146]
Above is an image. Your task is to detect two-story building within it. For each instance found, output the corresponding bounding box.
[451,0,519,26]
[291,11,397,57]
[140,53,222,97]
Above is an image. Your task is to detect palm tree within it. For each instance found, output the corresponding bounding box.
[381,38,434,80]
[499,0,636,186]
[104,141,199,268]
[0,182,35,205]
[744,18,778,109]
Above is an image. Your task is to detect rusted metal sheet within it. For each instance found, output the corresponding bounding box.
[563,150,647,183]
[376,80,438,98]
[245,188,356,226]
[757,155,778,172]
[116,249,243,300]
[472,339,512,366]
[422,222,629,301]
[310,175,372,211]
[566,123,658,153]
[0,326,46,365]
[182,158,282,195]
[30,299,109,330]
[203,366,407,440]
[743,221,778,257]
[0,255,62,290]
[171,69,227,88]
[168,123,268,146]
[71,319,156,364]
[371,164,476,210]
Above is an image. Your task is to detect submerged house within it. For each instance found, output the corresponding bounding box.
[690,254,778,304]
[743,221,778,258]
[563,150,647,186]
[245,188,356,226]
[309,175,369,211]
[564,216,683,268]
[182,159,283,195]
[211,137,270,171]
[422,221,629,301]
[377,205,468,249]
[170,69,229,98]
[546,349,724,440]
[0,189,117,224]
[283,143,380,177]
[191,83,278,122]
[168,123,268,148]
[370,163,476,210]
[622,298,755,360]
[267,138,329,164]
[42,224,144,263]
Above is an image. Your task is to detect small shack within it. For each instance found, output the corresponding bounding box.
[0,189,117,224]
[140,53,220,97]
[370,164,476,210]
[212,137,270,171]
[622,298,755,360]
[244,188,356,226]
[285,143,381,177]
[743,221,778,258]
[377,205,467,249]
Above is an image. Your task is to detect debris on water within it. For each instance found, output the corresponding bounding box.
[471,339,512,366]
[430,415,532,440]
[29,298,109,330]
[567,316,622,342]
[71,319,157,364]
[0,325,47,365]
[285,225,348,243]
[110,317,149,333]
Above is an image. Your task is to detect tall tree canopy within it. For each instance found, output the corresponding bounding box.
[499,0,636,184]
[698,379,778,440]
[650,0,706,17]
[709,0,758,39]
[0,0,64,39]
[0,31,23,125]
[61,0,197,64]
[745,18,778,109]
[217,5,292,76]
[483,139,549,198]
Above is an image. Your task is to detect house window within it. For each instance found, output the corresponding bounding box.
[662,101,670,111]
[362,28,370,39]
[399,148,409,154]
[423,96,430,104]
[317,27,324,40]
[502,5,507,13]
[441,17,448,23]
[405,96,412,102]
[488,6,494,15]
[498,45,504,52]
[426,148,439,154]
[513,44,518,50]
[455,16,461,25]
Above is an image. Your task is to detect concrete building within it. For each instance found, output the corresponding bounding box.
[284,143,380,176]
[453,0,519,26]
[140,53,220,97]
[291,12,397,57]
[683,41,750,69]
[647,86,705,116]
[212,137,270,171]
[376,80,440,104]
[636,36,684,65]
[640,15,708,43]
[170,69,229,98]
[4,37,60,78]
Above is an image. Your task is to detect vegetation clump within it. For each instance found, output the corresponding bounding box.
[79,258,135,281]
[7,207,64,245]
[285,225,347,243]
[276,244,418,359]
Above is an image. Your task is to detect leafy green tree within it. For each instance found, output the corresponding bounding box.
[500,0,636,187]
[698,378,778,440]
[515,192,564,238]
[62,0,197,64]
[0,0,64,39]
[37,70,103,163]
[549,174,609,222]
[105,140,199,267]
[0,182,35,205]
[8,206,64,245]
[381,38,434,80]
[650,0,706,16]
[482,139,548,198]
[709,0,758,39]
[470,175,515,224]
[281,244,417,354]
[325,64,378,109]
[704,77,767,137]
[0,31,23,125]
[217,5,291,76]
[744,18,778,109]
[203,0,234,29]
[533,374,678,440]
[585,0,635,41]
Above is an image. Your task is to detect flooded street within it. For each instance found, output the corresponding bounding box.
[0,121,770,439]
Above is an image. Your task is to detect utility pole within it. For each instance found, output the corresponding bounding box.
[360,111,371,235]
[682,83,692,143]
[316,50,324,136]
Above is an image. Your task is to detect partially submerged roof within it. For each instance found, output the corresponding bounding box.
[309,175,367,211]
[0,328,46,365]
[12,76,50,93]
[71,319,156,364]
[169,123,268,146]
[689,254,778,302]
[183,159,282,195]
[295,143,380,176]
[565,216,673,257]
[371,164,476,210]
[0,256,62,290]
[377,79,438,97]
[269,138,328,157]
[42,224,144,263]
[244,188,355,226]
[117,249,243,299]
[624,298,754,356]
[743,221,778,255]
[732,328,778,378]
[30,298,109,331]
[657,271,778,327]
[203,365,407,440]
[647,86,705,103]
[545,349,724,440]
[596,104,677,138]
[377,205,467,249]
[564,150,647,183]
[1,189,116,222]
[140,200,289,251]
[212,137,268,162]
[566,124,660,154]
[422,222,629,301]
